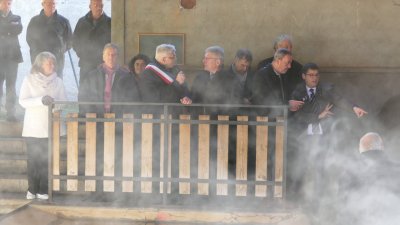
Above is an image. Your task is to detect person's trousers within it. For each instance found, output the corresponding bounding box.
[0,60,18,115]
[25,137,49,195]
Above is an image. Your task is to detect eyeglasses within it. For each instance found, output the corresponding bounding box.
[203,57,219,60]
[305,73,320,77]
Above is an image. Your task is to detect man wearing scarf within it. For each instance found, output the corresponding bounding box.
[78,43,132,116]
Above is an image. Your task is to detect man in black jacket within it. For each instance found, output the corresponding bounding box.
[73,0,111,83]
[139,44,191,111]
[26,0,72,78]
[0,0,22,121]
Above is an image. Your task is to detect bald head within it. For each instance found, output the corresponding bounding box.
[359,132,384,154]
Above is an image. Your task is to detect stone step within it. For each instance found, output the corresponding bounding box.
[0,138,26,155]
[0,160,26,175]
[0,199,30,216]
[0,122,22,138]
[0,176,27,193]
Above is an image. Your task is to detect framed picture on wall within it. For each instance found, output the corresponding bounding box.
[138,33,185,65]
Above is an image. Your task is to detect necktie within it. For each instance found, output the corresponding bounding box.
[309,88,315,101]
[104,73,113,113]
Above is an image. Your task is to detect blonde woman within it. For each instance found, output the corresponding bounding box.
[19,52,67,200]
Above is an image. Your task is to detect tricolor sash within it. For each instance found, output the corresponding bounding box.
[145,64,174,85]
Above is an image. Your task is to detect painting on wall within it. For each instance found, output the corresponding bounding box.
[138,33,185,65]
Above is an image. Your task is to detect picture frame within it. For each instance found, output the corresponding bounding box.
[138,33,185,65]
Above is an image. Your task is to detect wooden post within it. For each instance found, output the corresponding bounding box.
[217,115,229,196]
[85,113,97,192]
[160,115,172,194]
[255,117,268,197]
[198,115,210,195]
[274,117,284,198]
[236,116,248,196]
[52,112,60,191]
[179,115,191,194]
[103,113,115,192]
[67,113,79,191]
[122,114,134,192]
[141,114,153,193]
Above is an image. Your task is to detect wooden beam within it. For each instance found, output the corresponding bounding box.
[236,116,248,196]
[274,117,284,198]
[198,115,210,195]
[255,116,268,197]
[122,114,134,192]
[67,113,79,191]
[217,115,229,196]
[141,114,153,193]
[103,113,115,192]
[52,112,60,191]
[179,115,191,194]
[85,113,96,192]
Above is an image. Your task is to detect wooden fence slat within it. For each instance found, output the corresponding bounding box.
[179,115,191,194]
[141,114,153,193]
[217,115,229,196]
[85,113,97,192]
[236,116,248,196]
[274,117,284,198]
[255,117,268,197]
[198,115,210,195]
[52,112,60,191]
[103,113,115,192]
[67,113,79,191]
[160,115,172,193]
[122,114,134,192]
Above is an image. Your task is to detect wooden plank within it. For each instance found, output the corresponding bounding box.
[274,117,284,198]
[255,117,268,197]
[122,114,134,192]
[103,113,115,192]
[85,113,97,192]
[34,204,305,225]
[160,115,172,194]
[141,114,153,193]
[236,116,248,196]
[217,115,229,196]
[179,115,191,194]
[52,112,60,191]
[67,113,79,191]
[198,115,210,195]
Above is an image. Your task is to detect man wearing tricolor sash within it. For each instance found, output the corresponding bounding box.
[139,44,191,109]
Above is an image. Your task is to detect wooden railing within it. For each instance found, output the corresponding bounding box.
[48,102,288,207]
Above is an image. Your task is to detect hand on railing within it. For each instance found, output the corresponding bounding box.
[180,96,192,105]
[42,95,54,105]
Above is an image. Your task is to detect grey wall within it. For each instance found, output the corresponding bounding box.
[113,0,400,68]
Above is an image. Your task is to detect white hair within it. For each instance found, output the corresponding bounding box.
[359,132,384,153]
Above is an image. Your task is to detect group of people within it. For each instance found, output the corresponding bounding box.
[0,0,110,200]
[2,0,387,214]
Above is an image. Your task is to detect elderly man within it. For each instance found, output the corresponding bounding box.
[191,46,241,112]
[26,0,72,78]
[73,0,111,83]
[257,34,303,98]
[0,0,22,121]
[78,43,135,115]
[251,48,293,112]
[139,44,191,106]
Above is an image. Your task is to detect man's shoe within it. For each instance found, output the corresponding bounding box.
[26,191,36,200]
[36,193,49,200]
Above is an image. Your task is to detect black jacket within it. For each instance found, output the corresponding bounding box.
[191,70,241,114]
[290,82,355,133]
[26,10,72,62]
[139,61,189,104]
[0,11,23,63]
[78,65,129,116]
[73,12,111,68]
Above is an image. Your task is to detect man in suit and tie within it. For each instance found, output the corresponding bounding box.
[287,62,367,208]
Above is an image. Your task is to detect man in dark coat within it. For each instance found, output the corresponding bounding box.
[139,43,191,114]
[0,0,22,121]
[257,34,302,98]
[73,0,111,83]
[26,0,72,78]
[251,48,294,116]
[191,46,241,115]
[78,43,131,116]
